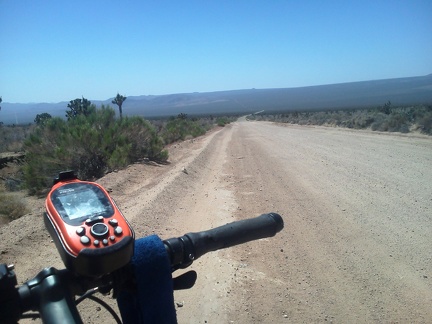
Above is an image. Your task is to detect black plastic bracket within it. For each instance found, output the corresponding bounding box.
[0,264,20,323]
[53,170,77,185]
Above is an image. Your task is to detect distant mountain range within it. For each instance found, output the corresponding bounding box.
[2,74,432,125]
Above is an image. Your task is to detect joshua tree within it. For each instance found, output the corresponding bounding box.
[34,112,52,125]
[66,97,92,120]
[112,93,127,119]
[177,113,188,120]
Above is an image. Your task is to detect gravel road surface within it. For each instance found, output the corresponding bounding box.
[1,120,431,323]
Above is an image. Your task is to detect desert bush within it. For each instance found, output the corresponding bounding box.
[0,186,28,222]
[370,111,409,133]
[23,106,167,194]
[412,105,432,134]
[0,124,34,153]
[350,111,375,129]
[256,105,431,135]
[418,113,432,134]
[370,113,387,131]
[387,112,410,133]
[379,101,393,115]
[216,117,230,127]
[161,116,207,144]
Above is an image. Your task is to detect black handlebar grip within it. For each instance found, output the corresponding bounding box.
[185,212,283,260]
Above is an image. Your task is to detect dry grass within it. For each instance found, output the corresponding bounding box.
[0,124,34,153]
[0,185,28,224]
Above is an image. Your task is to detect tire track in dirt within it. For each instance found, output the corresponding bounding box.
[101,124,243,323]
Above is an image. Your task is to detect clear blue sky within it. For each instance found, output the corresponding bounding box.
[1,0,431,103]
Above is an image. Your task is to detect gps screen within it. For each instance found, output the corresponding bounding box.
[51,183,114,224]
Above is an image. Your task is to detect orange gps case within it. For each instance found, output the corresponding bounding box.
[44,177,135,277]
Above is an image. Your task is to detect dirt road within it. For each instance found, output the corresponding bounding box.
[1,120,431,323]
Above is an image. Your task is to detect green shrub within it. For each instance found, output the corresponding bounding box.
[387,112,409,133]
[351,111,374,129]
[414,106,432,134]
[216,117,229,127]
[154,149,169,162]
[419,115,432,134]
[23,106,167,194]
[379,101,392,115]
[370,113,387,131]
[254,105,431,135]
[161,116,206,144]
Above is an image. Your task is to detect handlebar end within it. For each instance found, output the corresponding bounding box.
[268,212,284,233]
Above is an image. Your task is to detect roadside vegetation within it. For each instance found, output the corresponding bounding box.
[0,124,35,152]
[0,98,235,222]
[159,113,208,143]
[249,104,432,135]
[23,103,167,194]
[1,98,430,223]
[0,185,28,223]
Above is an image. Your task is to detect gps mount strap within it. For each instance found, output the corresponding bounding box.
[117,235,177,324]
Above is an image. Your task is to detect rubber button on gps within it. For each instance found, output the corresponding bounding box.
[80,236,90,245]
[76,227,85,236]
[114,226,123,236]
[109,219,118,227]
[91,223,109,238]
[85,216,104,225]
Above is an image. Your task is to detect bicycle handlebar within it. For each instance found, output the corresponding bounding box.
[164,213,283,268]
[0,212,283,323]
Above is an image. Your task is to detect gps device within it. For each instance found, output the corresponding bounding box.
[44,171,134,277]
